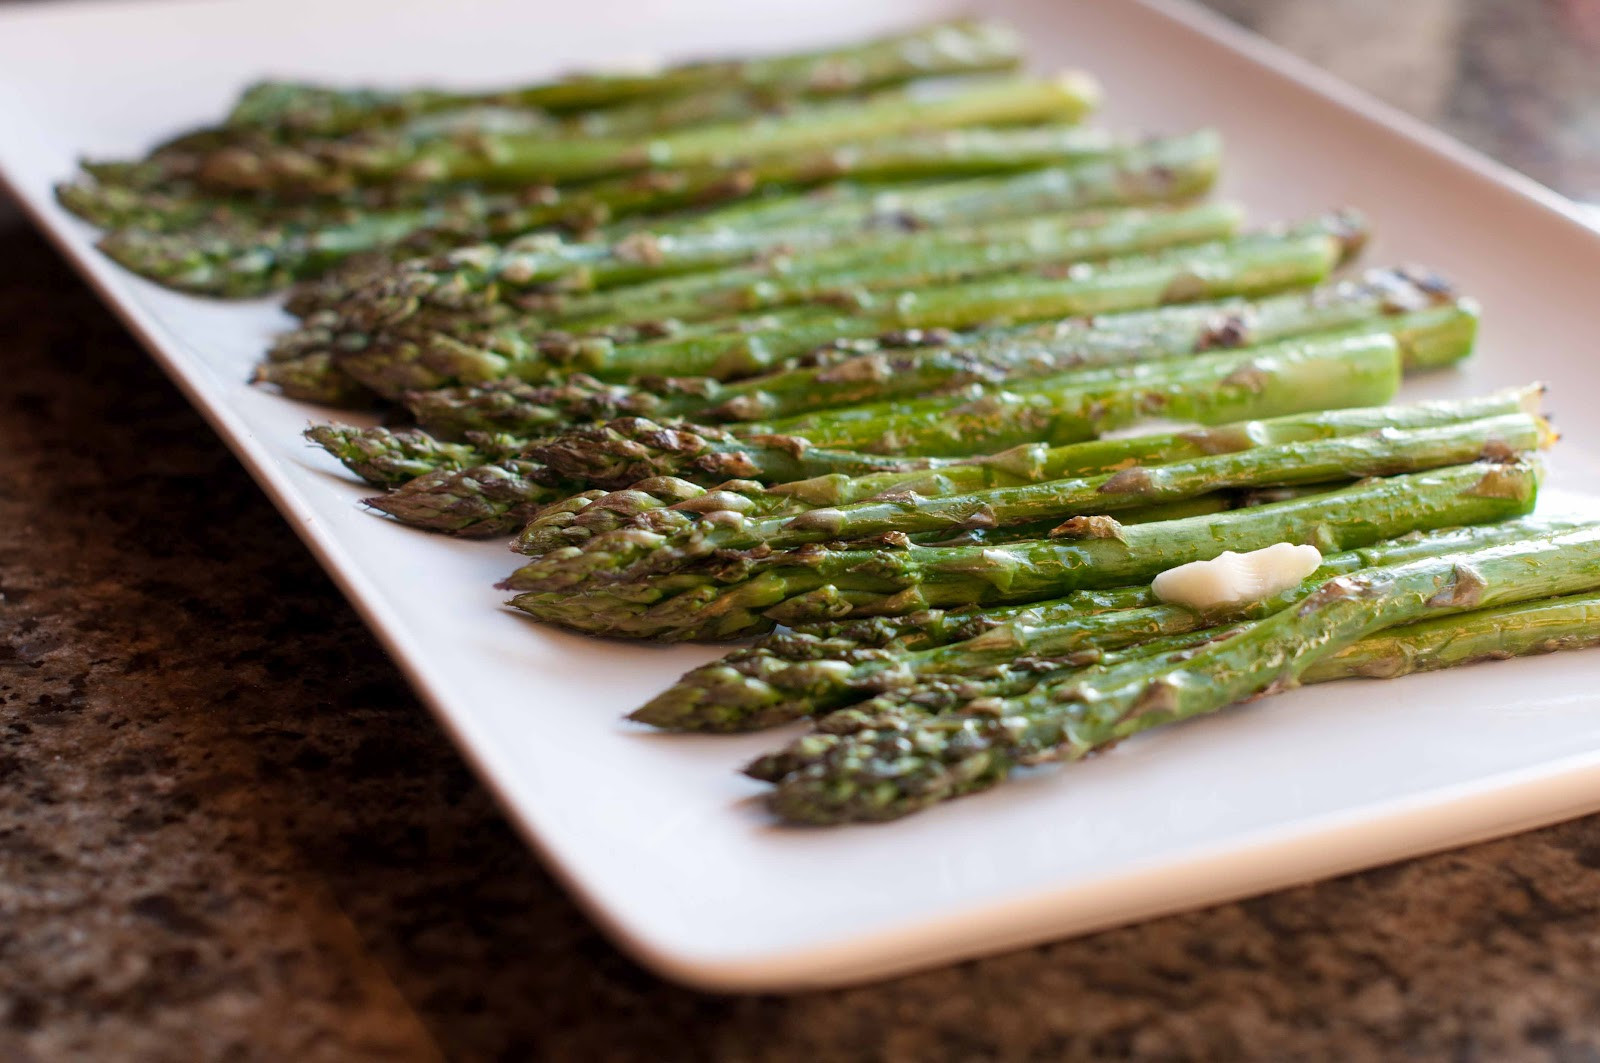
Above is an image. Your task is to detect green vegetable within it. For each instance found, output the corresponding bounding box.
[759,522,1600,823]
[508,460,1543,641]
[225,19,1028,136]
[511,411,1548,594]
[637,515,1579,732]
[195,75,1101,193]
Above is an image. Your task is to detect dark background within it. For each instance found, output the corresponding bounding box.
[2,2,1599,1059]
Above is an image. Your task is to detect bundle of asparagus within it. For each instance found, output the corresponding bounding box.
[755,525,1600,823]
[309,285,1478,538]
[58,19,1097,297]
[68,15,1600,829]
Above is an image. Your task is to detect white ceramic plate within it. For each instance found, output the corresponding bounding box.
[5,0,1600,992]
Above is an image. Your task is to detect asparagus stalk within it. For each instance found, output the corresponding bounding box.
[729,305,1472,458]
[369,467,1233,544]
[366,314,1483,536]
[513,411,1549,595]
[538,201,1247,330]
[758,523,1600,823]
[305,424,488,487]
[769,586,1600,789]
[96,21,1026,198]
[96,206,443,299]
[310,129,1221,346]
[390,131,1224,305]
[510,479,1233,561]
[507,460,1543,641]
[636,511,1580,732]
[362,460,572,535]
[256,353,379,408]
[196,75,1101,193]
[105,124,1187,299]
[530,328,1409,486]
[658,515,1586,720]
[1302,591,1600,681]
[395,211,1351,393]
[107,120,1125,251]
[374,326,1419,532]
[313,195,1230,370]
[223,19,1027,136]
[750,585,1600,790]
[401,267,1465,436]
[765,381,1528,511]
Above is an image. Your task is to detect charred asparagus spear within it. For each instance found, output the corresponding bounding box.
[305,424,487,487]
[511,388,1539,559]
[511,411,1549,594]
[715,305,1473,458]
[348,131,1222,309]
[529,328,1410,484]
[344,309,1475,536]
[343,207,1347,395]
[223,19,1027,136]
[257,353,380,408]
[400,267,1465,437]
[520,201,1246,331]
[638,516,1584,731]
[1304,590,1600,680]
[362,460,572,535]
[302,195,1236,368]
[757,523,1600,824]
[115,82,1076,199]
[195,75,1101,193]
[355,327,1437,536]
[508,460,1542,641]
[98,124,1184,300]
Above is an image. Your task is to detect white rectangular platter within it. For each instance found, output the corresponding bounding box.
[4,0,1600,992]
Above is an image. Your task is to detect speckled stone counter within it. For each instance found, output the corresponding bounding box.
[3,2,1600,1059]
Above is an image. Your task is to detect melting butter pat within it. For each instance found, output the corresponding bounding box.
[1152,543,1323,611]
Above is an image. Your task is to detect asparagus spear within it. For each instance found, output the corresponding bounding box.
[508,389,1536,560]
[96,206,441,299]
[106,124,1187,300]
[507,460,1543,641]
[678,512,1561,736]
[654,515,1586,721]
[530,328,1409,486]
[373,327,1421,532]
[312,129,1221,340]
[513,411,1549,595]
[764,381,1528,511]
[439,212,1353,388]
[758,523,1600,823]
[362,460,572,535]
[196,75,1101,193]
[749,586,1600,790]
[88,121,1126,254]
[401,267,1465,436]
[255,353,379,408]
[509,475,1238,559]
[534,201,1247,330]
[223,19,1027,136]
[1303,591,1600,681]
[106,21,1022,184]
[305,424,488,487]
[767,585,1600,789]
[367,311,1481,535]
[282,252,413,318]
[356,211,1347,396]
[637,510,1579,732]
[314,196,1231,367]
[727,304,1472,458]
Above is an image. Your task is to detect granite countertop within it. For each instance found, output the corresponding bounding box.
[3,1,1600,1059]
